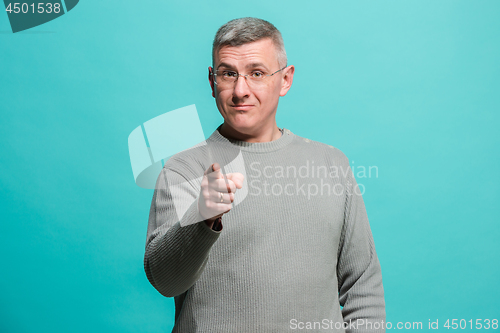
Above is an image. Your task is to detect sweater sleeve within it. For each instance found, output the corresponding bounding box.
[337,170,386,332]
[144,166,221,298]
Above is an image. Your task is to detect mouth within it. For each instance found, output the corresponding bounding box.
[231,105,254,111]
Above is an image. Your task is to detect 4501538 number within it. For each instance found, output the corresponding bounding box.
[444,319,498,330]
[5,3,61,14]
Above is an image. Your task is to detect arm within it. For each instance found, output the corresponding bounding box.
[144,167,221,298]
[337,170,386,332]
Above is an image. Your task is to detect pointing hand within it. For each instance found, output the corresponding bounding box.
[198,163,244,228]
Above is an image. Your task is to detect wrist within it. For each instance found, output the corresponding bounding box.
[204,216,223,231]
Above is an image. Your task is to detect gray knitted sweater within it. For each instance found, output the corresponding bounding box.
[144,126,385,332]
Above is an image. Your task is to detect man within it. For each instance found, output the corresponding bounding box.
[144,17,385,332]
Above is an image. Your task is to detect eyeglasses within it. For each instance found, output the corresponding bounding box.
[212,66,287,88]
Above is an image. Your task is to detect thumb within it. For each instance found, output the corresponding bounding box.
[226,172,244,189]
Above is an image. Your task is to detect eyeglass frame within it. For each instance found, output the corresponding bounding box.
[210,66,288,86]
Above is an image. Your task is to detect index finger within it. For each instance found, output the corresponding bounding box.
[206,163,231,193]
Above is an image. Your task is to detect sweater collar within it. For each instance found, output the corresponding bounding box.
[207,124,294,153]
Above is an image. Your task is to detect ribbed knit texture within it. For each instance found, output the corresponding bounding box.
[144,126,385,332]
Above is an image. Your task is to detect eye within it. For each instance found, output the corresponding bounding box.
[222,71,237,78]
[251,71,265,79]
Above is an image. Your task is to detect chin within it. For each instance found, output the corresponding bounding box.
[229,122,252,131]
[228,115,255,128]
[227,120,257,134]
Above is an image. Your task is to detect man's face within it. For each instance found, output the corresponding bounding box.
[209,38,294,135]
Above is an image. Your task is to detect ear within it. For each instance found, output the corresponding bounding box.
[279,65,295,97]
[209,66,216,98]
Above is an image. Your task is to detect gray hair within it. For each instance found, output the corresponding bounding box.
[212,17,287,68]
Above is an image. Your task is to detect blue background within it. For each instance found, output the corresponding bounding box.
[1,0,499,332]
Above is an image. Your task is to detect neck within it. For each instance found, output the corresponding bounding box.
[218,122,282,143]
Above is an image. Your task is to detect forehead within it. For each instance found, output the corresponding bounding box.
[214,38,279,69]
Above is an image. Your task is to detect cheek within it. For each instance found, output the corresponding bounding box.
[218,88,233,99]
[215,90,230,105]
[260,82,281,101]
[256,87,279,105]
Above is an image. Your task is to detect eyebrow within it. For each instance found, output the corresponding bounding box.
[217,62,270,71]
[216,62,235,70]
[245,62,269,70]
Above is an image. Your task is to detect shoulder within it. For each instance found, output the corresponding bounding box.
[161,132,241,181]
[162,139,211,182]
[287,129,350,166]
[166,139,209,164]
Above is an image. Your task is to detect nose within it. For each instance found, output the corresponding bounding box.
[232,75,251,99]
